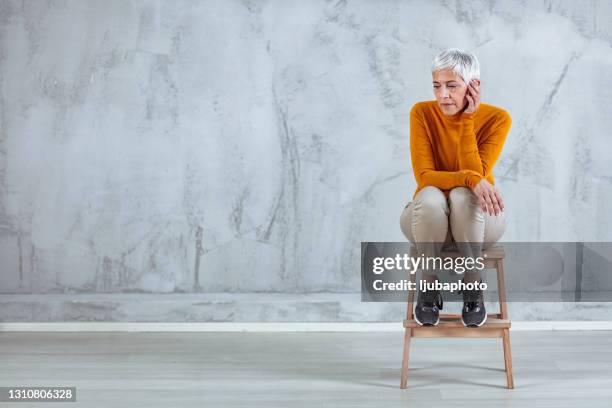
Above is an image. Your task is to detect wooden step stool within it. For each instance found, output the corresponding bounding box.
[400,244,514,389]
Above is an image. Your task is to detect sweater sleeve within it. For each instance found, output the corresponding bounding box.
[410,104,483,190]
[458,110,512,180]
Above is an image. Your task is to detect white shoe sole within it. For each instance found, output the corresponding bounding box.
[414,312,440,327]
[462,312,487,328]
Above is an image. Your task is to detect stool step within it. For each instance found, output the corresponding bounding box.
[403,318,511,338]
[438,313,503,320]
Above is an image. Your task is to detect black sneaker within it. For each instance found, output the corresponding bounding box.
[414,288,443,326]
[461,280,487,327]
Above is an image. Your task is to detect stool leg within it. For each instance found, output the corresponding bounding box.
[400,328,412,389]
[401,252,417,389]
[497,257,514,388]
[503,328,514,389]
[496,259,508,319]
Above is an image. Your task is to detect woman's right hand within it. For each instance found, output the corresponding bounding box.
[472,178,504,216]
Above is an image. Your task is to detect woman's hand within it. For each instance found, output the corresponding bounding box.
[464,79,481,114]
[472,178,504,216]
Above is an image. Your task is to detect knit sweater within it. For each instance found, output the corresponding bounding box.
[410,100,512,198]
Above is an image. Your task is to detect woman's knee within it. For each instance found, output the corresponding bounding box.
[414,186,448,217]
[399,187,448,242]
[448,187,484,242]
[409,186,449,241]
[449,187,482,223]
[449,187,478,212]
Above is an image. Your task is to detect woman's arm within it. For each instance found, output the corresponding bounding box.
[456,81,510,216]
[410,104,483,189]
[457,110,512,178]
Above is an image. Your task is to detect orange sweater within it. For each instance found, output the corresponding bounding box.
[410,100,511,198]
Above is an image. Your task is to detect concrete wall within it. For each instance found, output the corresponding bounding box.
[1,0,611,321]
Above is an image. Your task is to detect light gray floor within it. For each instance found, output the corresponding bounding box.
[1,330,611,407]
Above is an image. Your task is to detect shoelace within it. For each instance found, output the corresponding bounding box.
[463,289,482,310]
[458,280,483,311]
[420,290,443,310]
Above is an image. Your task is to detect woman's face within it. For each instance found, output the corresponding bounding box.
[432,69,470,116]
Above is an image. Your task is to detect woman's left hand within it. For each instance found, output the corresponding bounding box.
[472,178,504,216]
[464,79,481,114]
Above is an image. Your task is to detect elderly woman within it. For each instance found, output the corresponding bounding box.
[399,48,511,327]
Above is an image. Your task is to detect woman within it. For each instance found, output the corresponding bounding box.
[399,48,511,327]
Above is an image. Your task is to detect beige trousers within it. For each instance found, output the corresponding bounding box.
[399,186,506,276]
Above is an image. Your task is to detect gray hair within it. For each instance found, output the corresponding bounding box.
[431,48,480,84]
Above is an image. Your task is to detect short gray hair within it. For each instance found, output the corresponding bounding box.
[431,48,480,84]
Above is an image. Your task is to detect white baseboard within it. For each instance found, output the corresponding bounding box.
[1,321,612,332]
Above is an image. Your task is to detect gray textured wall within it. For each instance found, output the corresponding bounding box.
[1,0,611,321]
